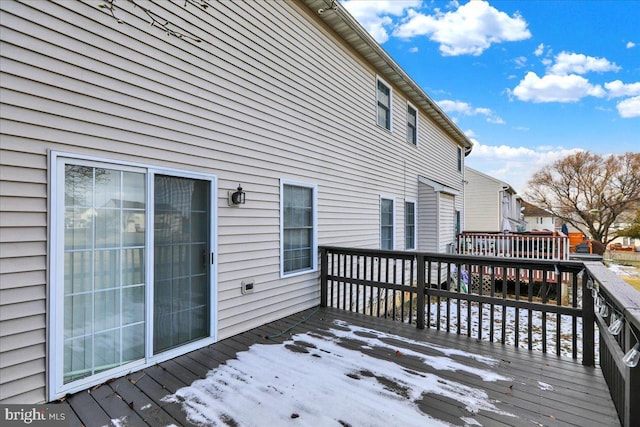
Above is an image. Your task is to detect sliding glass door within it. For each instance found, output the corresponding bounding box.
[153,175,210,353]
[55,156,215,397]
[63,164,146,383]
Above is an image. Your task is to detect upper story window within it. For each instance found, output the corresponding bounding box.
[457,147,462,172]
[380,197,395,250]
[376,77,392,130]
[281,180,317,276]
[407,103,417,146]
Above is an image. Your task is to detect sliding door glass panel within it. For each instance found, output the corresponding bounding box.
[63,165,146,383]
[153,175,210,354]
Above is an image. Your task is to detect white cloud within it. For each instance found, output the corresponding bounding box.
[616,96,640,118]
[511,72,605,103]
[534,43,545,56]
[342,0,422,43]
[548,51,620,75]
[466,141,584,193]
[408,46,419,53]
[514,56,527,68]
[604,80,640,98]
[438,99,505,124]
[394,1,531,56]
[627,41,636,49]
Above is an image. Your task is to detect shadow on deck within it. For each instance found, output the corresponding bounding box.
[60,307,618,427]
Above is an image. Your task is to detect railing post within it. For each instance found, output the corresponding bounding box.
[624,311,640,427]
[582,272,595,366]
[416,253,425,329]
[320,247,328,308]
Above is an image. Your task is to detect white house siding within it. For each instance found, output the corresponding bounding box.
[417,183,438,252]
[524,215,555,232]
[464,167,501,231]
[0,0,468,402]
[439,194,455,252]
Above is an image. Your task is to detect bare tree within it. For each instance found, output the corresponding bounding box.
[526,151,640,245]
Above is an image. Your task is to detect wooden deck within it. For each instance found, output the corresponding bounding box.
[59,307,619,426]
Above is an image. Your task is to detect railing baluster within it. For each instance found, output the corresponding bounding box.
[448,262,454,333]
[556,267,562,357]
[515,268,521,347]
[572,271,578,359]
[478,263,483,341]
[542,270,548,354]
[416,254,425,330]
[490,266,495,342]
[528,268,533,351]
[502,267,507,344]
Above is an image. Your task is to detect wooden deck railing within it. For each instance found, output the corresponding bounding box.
[581,260,640,427]
[319,246,640,427]
[457,232,569,260]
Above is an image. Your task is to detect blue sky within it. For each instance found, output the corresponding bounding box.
[341,0,639,194]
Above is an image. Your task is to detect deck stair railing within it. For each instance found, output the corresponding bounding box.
[319,246,640,427]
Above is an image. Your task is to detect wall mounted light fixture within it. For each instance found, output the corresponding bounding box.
[229,185,245,206]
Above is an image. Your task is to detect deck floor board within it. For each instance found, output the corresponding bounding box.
[62,307,620,426]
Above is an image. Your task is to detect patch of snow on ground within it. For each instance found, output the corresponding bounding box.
[461,416,484,426]
[163,322,515,426]
[140,403,152,411]
[105,416,127,427]
[537,381,554,391]
[606,262,640,277]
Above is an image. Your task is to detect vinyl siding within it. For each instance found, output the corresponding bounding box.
[464,167,501,231]
[439,194,455,252]
[418,182,438,252]
[0,0,466,402]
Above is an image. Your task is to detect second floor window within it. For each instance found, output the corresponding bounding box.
[407,104,417,145]
[457,147,462,172]
[377,78,391,130]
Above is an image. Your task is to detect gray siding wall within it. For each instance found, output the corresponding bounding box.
[0,0,465,402]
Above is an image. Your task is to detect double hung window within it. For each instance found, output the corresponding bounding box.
[407,104,417,145]
[380,198,395,250]
[281,181,317,276]
[405,201,416,250]
[377,78,392,130]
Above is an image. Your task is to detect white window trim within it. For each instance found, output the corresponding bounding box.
[380,195,396,250]
[406,101,418,147]
[404,198,417,250]
[376,76,393,132]
[280,179,318,278]
[48,151,218,400]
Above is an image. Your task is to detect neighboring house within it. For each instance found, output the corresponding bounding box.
[521,200,556,232]
[463,167,525,232]
[0,0,472,403]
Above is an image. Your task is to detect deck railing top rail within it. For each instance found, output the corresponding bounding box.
[457,231,569,261]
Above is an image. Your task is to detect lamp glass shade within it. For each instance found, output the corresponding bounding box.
[622,344,640,368]
[608,316,623,336]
